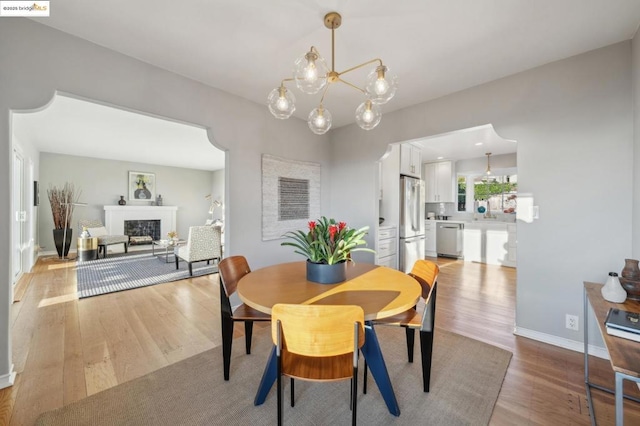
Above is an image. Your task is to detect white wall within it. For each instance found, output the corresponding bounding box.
[0,19,330,387]
[330,42,633,348]
[38,153,215,252]
[633,28,640,259]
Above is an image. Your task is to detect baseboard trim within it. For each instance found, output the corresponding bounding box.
[0,365,16,389]
[514,326,610,360]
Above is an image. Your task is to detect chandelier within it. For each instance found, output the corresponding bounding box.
[267,12,398,135]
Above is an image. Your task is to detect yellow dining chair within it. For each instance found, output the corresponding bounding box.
[365,259,439,393]
[272,303,365,426]
[218,256,270,381]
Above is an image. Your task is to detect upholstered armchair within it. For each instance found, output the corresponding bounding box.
[78,219,129,258]
[175,225,222,276]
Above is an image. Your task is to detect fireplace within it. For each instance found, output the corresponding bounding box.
[104,206,178,253]
[124,219,161,245]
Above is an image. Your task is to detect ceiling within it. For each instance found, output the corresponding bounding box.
[410,124,516,163]
[18,1,640,166]
[13,94,225,171]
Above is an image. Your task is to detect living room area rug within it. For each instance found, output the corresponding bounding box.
[76,252,218,298]
[36,326,512,425]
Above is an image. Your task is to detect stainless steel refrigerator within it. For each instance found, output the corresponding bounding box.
[399,175,425,273]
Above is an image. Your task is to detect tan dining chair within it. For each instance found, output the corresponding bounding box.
[218,256,270,381]
[364,259,439,393]
[272,303,365,426]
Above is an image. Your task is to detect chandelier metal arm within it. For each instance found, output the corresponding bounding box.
[337,58,383,77]
[318,79,333,105]
[337,77,366,94]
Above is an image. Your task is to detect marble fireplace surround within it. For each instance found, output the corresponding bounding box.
[104,206,178,251]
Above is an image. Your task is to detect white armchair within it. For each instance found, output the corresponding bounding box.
[175,225,222,276]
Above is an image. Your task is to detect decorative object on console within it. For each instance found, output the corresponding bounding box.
[281,216,374,284]
[601,272,627,303]
[620,258,640,300]
[128,171,155,202]
[156,194,163,206]
[267,11,397,134]
[118,196,126,206]
[47,182,83,260]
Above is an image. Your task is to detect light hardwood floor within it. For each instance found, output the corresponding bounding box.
[0,256,639,425]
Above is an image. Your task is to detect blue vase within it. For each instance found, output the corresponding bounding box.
[306,260,347,284]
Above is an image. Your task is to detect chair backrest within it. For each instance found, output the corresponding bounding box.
[218,255,251,298]
[409,260,439,332]
[186,225,222,259]
[271,304,365,358]
[78,219,109,238]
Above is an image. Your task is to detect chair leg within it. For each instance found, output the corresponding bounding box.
[352,366,358,426]
[406,327,415,363]
[221,315,234,381]
[363,360,368,394]
[244,321,254,354]
[188,262,193,276]
[124,242,128,253]
[420,329,435,392]
[277,355,283,426]
[290,378,295,407]
[175,255,179,270]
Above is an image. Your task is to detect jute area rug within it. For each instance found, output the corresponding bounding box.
[76,252,218,299]
[36,326,511,426]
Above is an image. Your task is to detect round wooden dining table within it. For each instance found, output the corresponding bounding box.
[237,261,421,416]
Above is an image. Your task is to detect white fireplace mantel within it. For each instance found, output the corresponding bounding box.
[104,206,178,240]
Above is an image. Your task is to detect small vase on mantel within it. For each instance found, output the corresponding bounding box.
[620,258,640,301]
[118,196,126,206]
[156,194,163,206]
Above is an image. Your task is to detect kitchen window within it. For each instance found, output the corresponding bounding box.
[457,174,518,213]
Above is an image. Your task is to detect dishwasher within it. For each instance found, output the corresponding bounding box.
[436,222,464,258]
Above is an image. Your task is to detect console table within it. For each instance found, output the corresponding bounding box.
[584,282,640,425]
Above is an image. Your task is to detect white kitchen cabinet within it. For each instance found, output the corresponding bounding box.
[400,144,421,178]
[376,225,398,269]
[424,161,454,203]
[463,223,483,263]
[463,221,515,267]
[485,225,508,266]
[424,220,437,257]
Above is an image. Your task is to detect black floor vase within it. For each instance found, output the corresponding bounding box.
[53,228,73,258]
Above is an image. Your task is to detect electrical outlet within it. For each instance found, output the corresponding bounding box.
[566,314,579,331]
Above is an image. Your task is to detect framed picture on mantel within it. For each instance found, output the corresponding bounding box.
[128,171,156,202]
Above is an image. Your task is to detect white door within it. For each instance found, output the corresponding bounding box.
[12,149,24,283]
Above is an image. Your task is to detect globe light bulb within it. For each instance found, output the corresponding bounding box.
[276,96,289,112]
[355,100,381,130]
[304,62,318,82]
[308,106,332,135]
[362,108,374,123]
[374,77,389,95]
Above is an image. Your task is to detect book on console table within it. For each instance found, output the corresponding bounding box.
[605,308,640,342]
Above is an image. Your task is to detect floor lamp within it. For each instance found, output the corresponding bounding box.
[59,201,87,261]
